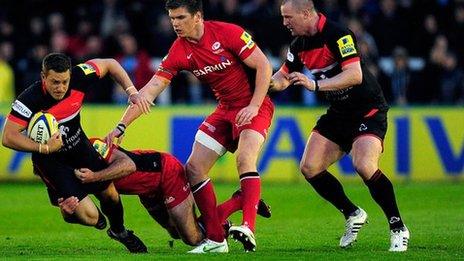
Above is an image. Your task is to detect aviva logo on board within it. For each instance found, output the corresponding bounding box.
[0,107,463,181]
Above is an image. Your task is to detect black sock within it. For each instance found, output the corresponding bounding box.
[306,170,358,219]
[94,207,107,230]
[101,196,125,233]
[364,170,404,230]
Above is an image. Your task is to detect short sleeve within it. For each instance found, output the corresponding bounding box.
[71,62,101,93]
[223,24,257,60]
[327,29,360,67]
[8,87,40,127]
[155,43,183,81]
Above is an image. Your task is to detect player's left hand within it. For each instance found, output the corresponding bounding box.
[74,168,99,183]
[288,72,315,91]
[236,104,259,126]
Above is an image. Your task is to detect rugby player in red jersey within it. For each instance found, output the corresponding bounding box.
[1,53,150,253]
[57,138,271,247]
[106,0,274,253]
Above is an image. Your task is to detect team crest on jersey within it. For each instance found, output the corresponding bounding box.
[337,35,357,57]
[287,50,294,62]
[240,31,255,49]
[77,63,96,75]
[212,42,221,50]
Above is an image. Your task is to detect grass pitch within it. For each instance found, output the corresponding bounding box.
[0,181,463,260]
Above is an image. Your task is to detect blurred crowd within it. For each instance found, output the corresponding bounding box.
[1,0,463,106]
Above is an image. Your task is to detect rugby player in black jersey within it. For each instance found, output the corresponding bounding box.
[1,53,151,253]
[269,0,409,252]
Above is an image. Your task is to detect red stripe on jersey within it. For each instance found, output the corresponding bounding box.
[7,114,28,127]
[279,64,289,74]
[155,70,174,81]
[364,108,379,118]
[85,61,101,78]
[46,90,85,121]
[299,45,335,69]
[341,57,360,68]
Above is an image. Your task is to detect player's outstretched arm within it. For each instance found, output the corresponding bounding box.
[75,148,136,183]
[105,75,171,144]
[1,120,62,154]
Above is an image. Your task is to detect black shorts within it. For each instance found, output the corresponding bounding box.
[313,108,388,153]
[32,139,111,204]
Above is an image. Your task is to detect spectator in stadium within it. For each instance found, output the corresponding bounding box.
[58,138,271,247]
[270,0,409,251]
[1,53,151,253]
[439,51,464,104]
[106,0,274,253]
[390,47,411,106]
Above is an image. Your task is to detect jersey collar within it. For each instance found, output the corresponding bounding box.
[317,13,327,33]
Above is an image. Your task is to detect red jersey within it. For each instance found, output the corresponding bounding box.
[156,21,257,107]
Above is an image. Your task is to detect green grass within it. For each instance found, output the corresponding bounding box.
[1,181,463,260]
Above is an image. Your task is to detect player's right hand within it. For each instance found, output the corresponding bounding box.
[47,131,63,153]
[74,168,99,183]
[58,196,79,215]
[129,92,153,114]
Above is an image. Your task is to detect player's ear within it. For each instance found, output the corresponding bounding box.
[41,71,45,80]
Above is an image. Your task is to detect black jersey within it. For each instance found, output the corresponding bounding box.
[282,14,388,115]
[8,61,101,154]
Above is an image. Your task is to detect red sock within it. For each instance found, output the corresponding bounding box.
[240,172,261,232]
[191,179,224,242]
[217,192,242,224]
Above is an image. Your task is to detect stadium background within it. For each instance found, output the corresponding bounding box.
[0,0,463,181]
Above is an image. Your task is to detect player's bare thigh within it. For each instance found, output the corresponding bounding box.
[351,135,383,180]
[168,194,203,246]
[300,131,345,178]
[185,140,221,185]
[235,129,265,174]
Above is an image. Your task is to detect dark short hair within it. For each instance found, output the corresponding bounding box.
[165,0,203,15]
[42,53,71,73]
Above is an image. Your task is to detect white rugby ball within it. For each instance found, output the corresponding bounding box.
[27,112,59,144]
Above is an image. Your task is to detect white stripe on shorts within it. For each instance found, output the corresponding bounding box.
[195,130,227,156]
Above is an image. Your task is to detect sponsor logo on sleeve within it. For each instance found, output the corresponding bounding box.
[337,35,357,57]
[12,100,32,118]
[77,63,96,75]
[240,31,255,49]
[287,49,294,62]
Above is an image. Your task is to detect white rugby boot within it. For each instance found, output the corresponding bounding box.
[188,239,228,253]
[229,225,257,252]
[339,207,368,248]
[389,226,410,252]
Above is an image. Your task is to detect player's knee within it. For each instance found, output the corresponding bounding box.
[185,161,204,177]
[236,153,254,172]
[299,160,322,178]
[353,161,377,178]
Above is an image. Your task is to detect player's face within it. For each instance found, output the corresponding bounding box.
[281,2,310,36]
[41,69,71,100]
[168,7,202,39]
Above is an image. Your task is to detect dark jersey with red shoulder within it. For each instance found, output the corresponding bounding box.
[8,61,101,153]
[156,21,257,107]
[281,14,388,115]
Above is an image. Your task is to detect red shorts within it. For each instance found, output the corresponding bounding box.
[113,153,190,209]
[197,96,274,154]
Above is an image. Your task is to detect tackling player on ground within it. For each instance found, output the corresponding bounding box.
[106,0,274,253]
[270,0,409,251]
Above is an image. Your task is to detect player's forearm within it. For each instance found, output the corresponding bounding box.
[2,121,40,153]
[318,65,362,91]
[106,59,137,94]
[94,157,136,181]
[269,71,291,92]
[250,62,273,106]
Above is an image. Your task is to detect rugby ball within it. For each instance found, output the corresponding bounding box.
[27,112,59,144]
